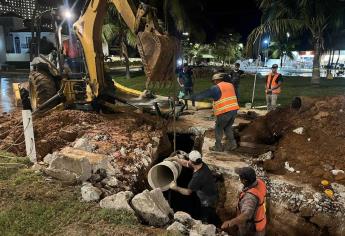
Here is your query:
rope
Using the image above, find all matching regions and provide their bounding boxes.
[172,79,177,153]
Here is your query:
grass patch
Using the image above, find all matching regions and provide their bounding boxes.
[114,73,345,107]
[0,154,161,236]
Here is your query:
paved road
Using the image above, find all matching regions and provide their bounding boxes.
[0,75,27,113]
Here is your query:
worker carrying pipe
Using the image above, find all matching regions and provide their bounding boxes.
[221,166,267,236]
[168,150,220,225]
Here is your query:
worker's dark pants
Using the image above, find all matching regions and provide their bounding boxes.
[200,206,220,226]
[215,110,237,149]
[234,86,240,102]
[183,87,195,108]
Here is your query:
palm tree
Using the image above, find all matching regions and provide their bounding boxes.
[102,5,136,79]
[246,0,345,85]
[268,39,295,67]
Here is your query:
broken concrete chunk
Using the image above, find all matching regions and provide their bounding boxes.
[131,188,173,227]
[191,222,216,236]
[174,211,193,226]
[313,111,329,120]
[167,221,189,235]
[73,138,95,152]
[48,151,92,182]
[284,162,295,172]
[258,151,273,161]
[293,127,304,135]
[100,191,134,213]
[101,176,118,187]
[81,182,102,202]
[43,153,57,165]
[331,169,345,176]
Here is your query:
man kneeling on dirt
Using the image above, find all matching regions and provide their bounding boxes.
[221,167,267,236]
[168,151,220,225]
[189,73,239,151]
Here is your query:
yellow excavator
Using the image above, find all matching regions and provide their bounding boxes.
[21,0,180,116]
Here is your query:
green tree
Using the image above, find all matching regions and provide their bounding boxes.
[268,39,295,67]
[246,0,345,85]
[102,4,136,79]
[212,33,242,65]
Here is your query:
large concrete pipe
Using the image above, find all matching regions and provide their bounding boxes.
[147,160,182,191]
[291,96,318,112]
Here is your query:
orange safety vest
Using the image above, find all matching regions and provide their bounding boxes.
[238,178,267,232]
[213,82,239,116]
[266,73,281,94]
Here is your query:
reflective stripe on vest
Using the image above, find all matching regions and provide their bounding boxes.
[213,82,239,116]
[266,73,281,94]
[238,178,267,232]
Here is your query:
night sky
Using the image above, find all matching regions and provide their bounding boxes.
[202,0,261,42]
[72,0,261,43]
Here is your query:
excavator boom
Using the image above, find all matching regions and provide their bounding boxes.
[73,0,179,98]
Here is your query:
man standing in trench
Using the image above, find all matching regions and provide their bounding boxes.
[265,64,283,111]
[168,150,219,225]
[189,73,239,151]
[221,167,267,236]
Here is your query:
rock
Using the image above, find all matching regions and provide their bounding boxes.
[293,127,304,134]
[284,162,295,172]
[43,153,57,165]
[100,191,134,213]
[101,176,118,187]
[191,222,216,236]
[81,183,102,202]
[167,221,189,235]
[174,211,193,226]
[73,138,95,152]
[47,152,92,182]
[131,189,173,227]
[258,151,273,161]
[331,169,345,176]
[44,168,78,184]
[313,111,329,120]
[58,147,119,176]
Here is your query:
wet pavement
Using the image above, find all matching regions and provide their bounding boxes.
[0,75,27,113]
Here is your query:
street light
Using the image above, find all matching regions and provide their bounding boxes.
[286,32,290,38]
[182,32,189,36]
[62,9,73,20]
[263,38,270,67]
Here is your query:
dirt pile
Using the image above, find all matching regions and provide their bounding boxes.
[240,95,345,186]
[0,109,163,160]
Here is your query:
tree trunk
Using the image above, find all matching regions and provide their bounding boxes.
[326,49,332,77]
[311,37,321,85]
[280,56,283,68]
[121,40,131,79]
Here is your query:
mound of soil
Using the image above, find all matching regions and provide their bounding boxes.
[0,109,163,161]
[240,96,345,186]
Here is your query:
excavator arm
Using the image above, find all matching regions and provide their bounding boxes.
[73,0,179,98]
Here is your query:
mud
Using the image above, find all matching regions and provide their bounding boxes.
[239,95,345,187]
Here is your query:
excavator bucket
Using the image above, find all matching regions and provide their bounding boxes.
[137,31,179,88]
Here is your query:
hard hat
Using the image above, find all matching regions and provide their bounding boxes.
[189,150,202,162]
[212,73,227,81]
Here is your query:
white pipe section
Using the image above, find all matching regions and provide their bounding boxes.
[147,160,182,191]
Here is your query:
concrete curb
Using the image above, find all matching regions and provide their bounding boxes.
[113,81,213,110]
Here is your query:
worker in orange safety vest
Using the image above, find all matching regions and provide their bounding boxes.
[190,73,239,152]
[265,64,283,111]
[221,166,267,236]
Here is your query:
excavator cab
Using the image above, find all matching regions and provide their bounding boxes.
[19,0,181,117]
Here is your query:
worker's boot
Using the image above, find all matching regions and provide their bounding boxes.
[209,143,223,152]
[224,141,238,152]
